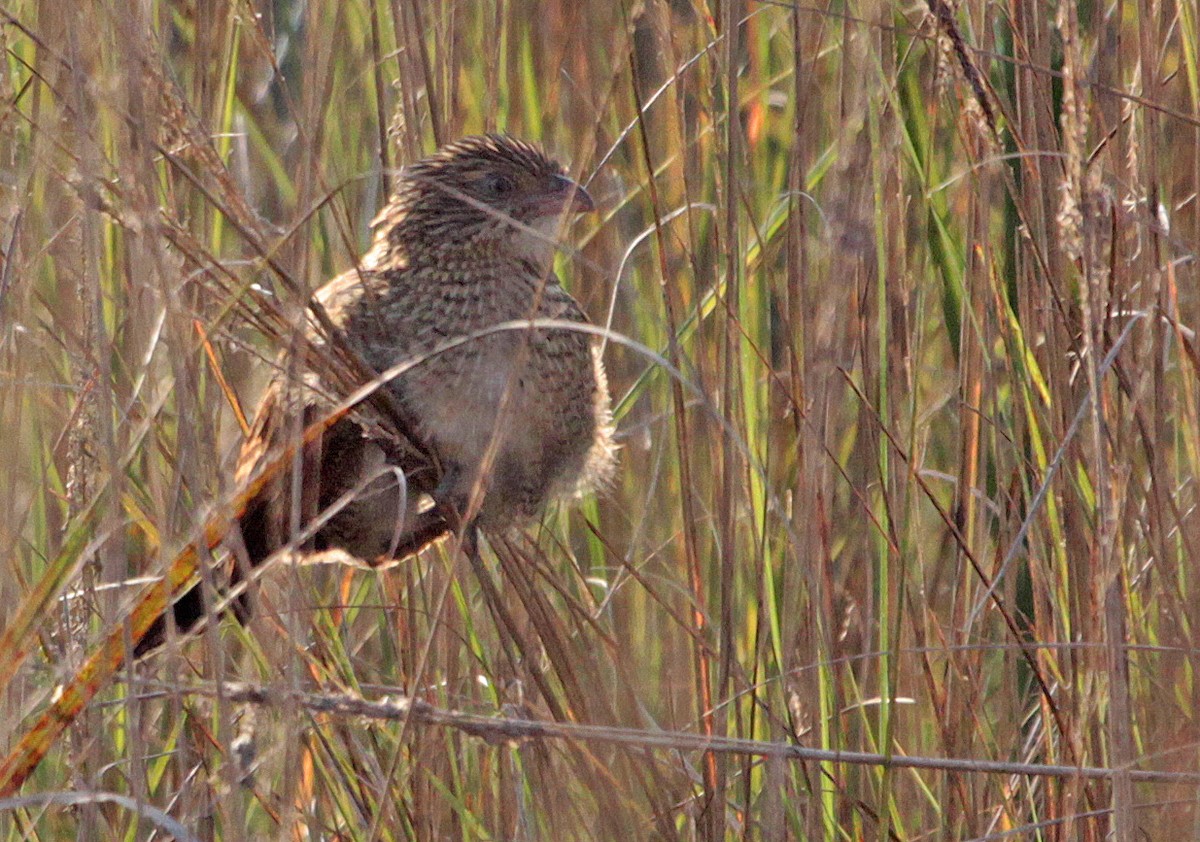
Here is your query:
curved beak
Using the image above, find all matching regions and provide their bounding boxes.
[550,174,595,214]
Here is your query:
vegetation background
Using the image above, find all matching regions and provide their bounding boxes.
[1,0,1199,839]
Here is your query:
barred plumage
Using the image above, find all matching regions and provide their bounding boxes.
[138,135,615,655]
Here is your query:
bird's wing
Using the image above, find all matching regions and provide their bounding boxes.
[540,282,591,325]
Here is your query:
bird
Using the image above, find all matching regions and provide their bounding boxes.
[136,134,616,655]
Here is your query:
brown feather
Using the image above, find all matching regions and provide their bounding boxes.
[137,135,614,655]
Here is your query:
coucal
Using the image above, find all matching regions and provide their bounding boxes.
[137,135,615,655]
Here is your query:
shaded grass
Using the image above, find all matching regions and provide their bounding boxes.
[3,0,1200,839]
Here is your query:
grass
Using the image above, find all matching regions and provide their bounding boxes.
[2,0,1200,839]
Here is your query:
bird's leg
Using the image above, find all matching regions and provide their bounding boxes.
[375,462,466,563]
[461,526,481,569]
[430,463,463,517]
[429,462,478,542]
[430,462,484,562]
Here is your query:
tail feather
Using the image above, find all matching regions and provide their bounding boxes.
[133,503,450,657]
[134,407,444,657]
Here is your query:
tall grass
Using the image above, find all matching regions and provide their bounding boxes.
[2,0,1200,839]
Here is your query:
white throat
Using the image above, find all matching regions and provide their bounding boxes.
[512,214,566,268]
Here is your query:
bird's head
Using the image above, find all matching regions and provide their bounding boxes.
[371,134,594,267]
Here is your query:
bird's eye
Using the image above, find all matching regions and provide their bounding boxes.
[482,173,516,196]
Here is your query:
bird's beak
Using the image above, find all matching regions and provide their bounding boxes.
[550,174,595,214]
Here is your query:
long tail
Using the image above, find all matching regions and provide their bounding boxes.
[134,501,449,657]
[134,407,443,657]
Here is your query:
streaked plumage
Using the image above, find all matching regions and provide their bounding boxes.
[138,134,615,654]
